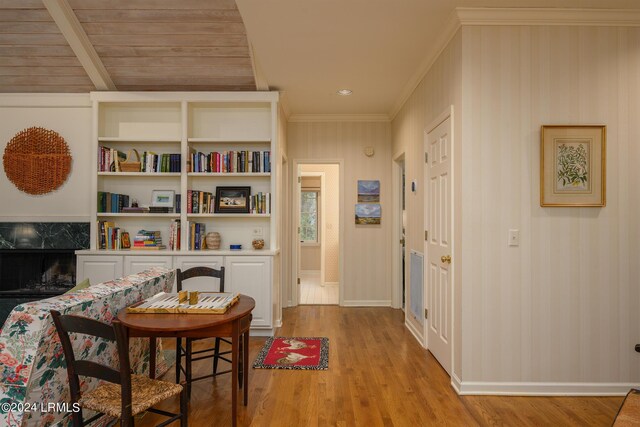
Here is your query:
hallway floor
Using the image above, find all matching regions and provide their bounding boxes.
[299,272,339,304]
[137,306,622,426]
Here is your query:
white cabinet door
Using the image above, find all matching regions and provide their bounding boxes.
[77,255,123,286]
[225,256,272,329]
[123,256,174,276]
[173,256,224,293]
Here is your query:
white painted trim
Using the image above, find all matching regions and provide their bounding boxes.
[392,152,406,310]
[390,10,461,120]
[0,93,91,108]
[390,7,640,120]
[405,319,425,347]
[451,374,463,394]
[342,300,391,307]
[248,41,270,91]
[251,329,275,337]
[323,282,339,286]
[457,7,640,27]
[0,216,91,222]
[90,91,279,103]
[426,105,454,135]
[292,159,344,307]
[43,0,116,91]
[457,381,639,396]
[288,114,390,123]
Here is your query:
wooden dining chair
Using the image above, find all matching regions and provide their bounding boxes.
[175,266,240,398]
[50,310,188,427]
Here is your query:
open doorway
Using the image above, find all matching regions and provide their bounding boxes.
[295,163,340,305]
[393,153,406,310]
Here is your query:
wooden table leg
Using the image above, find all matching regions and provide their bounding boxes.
[231,323,239,427]
[243,330,249,405]
[149,336,156,379]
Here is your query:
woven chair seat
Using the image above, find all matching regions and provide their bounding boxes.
[79,374,183,418]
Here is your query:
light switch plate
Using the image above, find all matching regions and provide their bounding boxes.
[252,227,264,238]
[508,229,520,246]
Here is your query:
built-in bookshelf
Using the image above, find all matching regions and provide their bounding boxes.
[88,93,279,253]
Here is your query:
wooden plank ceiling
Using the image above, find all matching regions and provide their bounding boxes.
[0,0,257,92]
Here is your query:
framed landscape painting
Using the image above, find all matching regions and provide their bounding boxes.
[358,180,380,202]
[540,125,606,207]
[355,203,381,224]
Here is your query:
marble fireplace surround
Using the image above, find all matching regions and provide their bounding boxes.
[0,222,90,295]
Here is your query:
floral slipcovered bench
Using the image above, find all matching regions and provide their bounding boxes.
[0,267,176,427]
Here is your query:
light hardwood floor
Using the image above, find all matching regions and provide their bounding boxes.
[299,273,339,305]
[135,306,623,426]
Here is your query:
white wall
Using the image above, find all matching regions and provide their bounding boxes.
[392,31,463,377]
[0,94,92,221]
[287,120,392,305]
[459,25,640,392]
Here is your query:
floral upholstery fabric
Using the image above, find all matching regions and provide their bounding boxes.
[0,267,176,427]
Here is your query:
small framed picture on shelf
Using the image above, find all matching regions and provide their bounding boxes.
[215,186,250,213]
[151,190,175,207]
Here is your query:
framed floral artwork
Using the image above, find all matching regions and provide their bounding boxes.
[540,125,606,207]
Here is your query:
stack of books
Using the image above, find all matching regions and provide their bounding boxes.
[97,192,130,213]
[141,152,181,173]
[250,192,271,214]
[97,221,126,250]
[149,206,174,213]
[132,230,166,250]
[98,146,126,172]
[187,190,214,213]
[188,222,206,250]
[169,220,180,250]
[188,150,271,173]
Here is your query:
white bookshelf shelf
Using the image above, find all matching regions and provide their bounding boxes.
[188,138,271,143]
[98,137,181,143]
[187,172,270,177]
[186,213,270,218]
[97,213,180,218]
[98,172,181,177]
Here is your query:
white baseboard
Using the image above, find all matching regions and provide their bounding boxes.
[251,329,275,337]
[451,373,463,393]
[405,320,424,346]
[342,300,392,307]
[456,381,638,396]
[323,282,339,286]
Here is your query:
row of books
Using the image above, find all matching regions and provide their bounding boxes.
[98,147,125,172]
[97,221,130,250]
[98,147,181,173]
[188,222,206,250]
[187,190,214,214]
[250,192,271,214]
[188,150,271,173]
[141,152,181,173]
[133,230,165,250]
[98,192,130,213]
[168,220,180,250]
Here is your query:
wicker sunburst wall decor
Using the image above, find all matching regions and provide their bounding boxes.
[3,127,72,195]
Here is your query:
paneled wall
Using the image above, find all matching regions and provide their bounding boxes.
[0,94,92,220]
[392,31,463,376]
[287,120,392,305]
[460,25,640,389]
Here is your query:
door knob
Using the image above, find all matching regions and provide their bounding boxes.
[441,255,452,264]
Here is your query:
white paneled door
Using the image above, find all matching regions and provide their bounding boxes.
[425,113,452,375]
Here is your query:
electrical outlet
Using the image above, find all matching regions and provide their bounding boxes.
[252,227,263,238]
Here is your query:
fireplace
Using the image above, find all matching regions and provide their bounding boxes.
[0,222,90,325]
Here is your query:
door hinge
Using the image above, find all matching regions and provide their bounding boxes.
[425,308,428,319]
[297,277,301,285]
[425,152,428,163]
[298,176,301,183]
[425,230,428,241]
[297,226,300,234]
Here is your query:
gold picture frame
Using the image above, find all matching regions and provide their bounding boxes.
[540,125,606,207]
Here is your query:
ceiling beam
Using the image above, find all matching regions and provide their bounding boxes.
[248,41,269,91]
[42,0,116,91]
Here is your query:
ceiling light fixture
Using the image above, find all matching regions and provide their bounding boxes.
[337,89,352,96]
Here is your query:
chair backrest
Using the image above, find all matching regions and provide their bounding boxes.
[176,266,225,292]
[50,310,133,422]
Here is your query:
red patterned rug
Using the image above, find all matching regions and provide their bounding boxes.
[253,337,329,370]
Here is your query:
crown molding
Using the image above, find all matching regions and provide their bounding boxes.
[389,9,461,120]
[456,7,640,27]
[288,114,390,123]
[390,7,640,120]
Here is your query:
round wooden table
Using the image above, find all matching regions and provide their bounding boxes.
[117,295,255,427]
